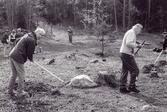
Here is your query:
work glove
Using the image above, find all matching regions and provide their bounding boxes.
[136,44,142,48]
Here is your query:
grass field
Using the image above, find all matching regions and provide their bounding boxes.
[0,28,167,112]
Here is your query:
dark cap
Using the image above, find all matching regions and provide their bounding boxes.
[162,32,167,37]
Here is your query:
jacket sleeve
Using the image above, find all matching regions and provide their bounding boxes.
[26,39,36,62]
[126,32,137,48]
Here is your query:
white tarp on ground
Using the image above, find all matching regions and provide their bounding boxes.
[67,75,98,88]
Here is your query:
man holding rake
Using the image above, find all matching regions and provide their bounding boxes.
[8,27,45,98]
[162,31,167,53]
[120,24,143,93]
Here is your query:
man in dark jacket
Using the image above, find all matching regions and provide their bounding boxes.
[67,26,73,43]
[1,30,9,57]
[8,27,45,97]
[162,32,167,51]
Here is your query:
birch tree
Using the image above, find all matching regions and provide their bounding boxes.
[147,0,151,29]
[114,0,118,31]
[122,0,126,30]
[128,0,132,27]
[5,0,17,29]
[5,0,35,30]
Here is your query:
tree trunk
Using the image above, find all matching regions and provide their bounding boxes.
[128,0,132,28]
[6,0,16,30]
[93,0,96,28]
[159,6,163,32]
[73,3,76,26]
[123,0,126,31]
[50,23,53,37]
[86,0,88,29]
[148,0,151,30]
[81,20,87,29]
[25,0,34,30]
[101,35,104,56]
[114,0,118,31]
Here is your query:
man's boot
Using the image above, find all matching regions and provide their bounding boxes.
[128,86,140,93]
[119,88,130,94]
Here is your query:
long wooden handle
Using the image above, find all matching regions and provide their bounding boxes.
[34,61,64,83]
[134,41,145,55]
[154,50,163,65]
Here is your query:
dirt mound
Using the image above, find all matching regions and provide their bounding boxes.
[142,64,165,74]
[156,60,167,67]
[149,71,160,78]
[14,81,62,97]
[25,82,52,93]
[94,71,119,88]
[142,64,154,74]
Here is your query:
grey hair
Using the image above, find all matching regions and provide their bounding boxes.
[132,23,143,29]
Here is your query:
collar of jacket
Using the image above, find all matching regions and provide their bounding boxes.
[28,33,37,45]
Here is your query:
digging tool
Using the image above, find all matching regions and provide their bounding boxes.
[149,50,163,78]
[134,41,145,55]
[154,50,163,65]
[34,61,64,83]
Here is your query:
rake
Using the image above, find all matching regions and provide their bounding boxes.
[154,50,163,65]
[34,61,65,83]
[149,50,163,78]
[134,41,145,55]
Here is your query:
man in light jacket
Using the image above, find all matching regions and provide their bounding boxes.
[120,23,143,93]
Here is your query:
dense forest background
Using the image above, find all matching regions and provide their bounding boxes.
[0,0,167,33]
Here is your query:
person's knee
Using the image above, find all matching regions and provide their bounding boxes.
[131,68,139,76]
[17,70,25,80]
[18,73,25,79]
[10,74,17,80]
[134,68,139,76]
